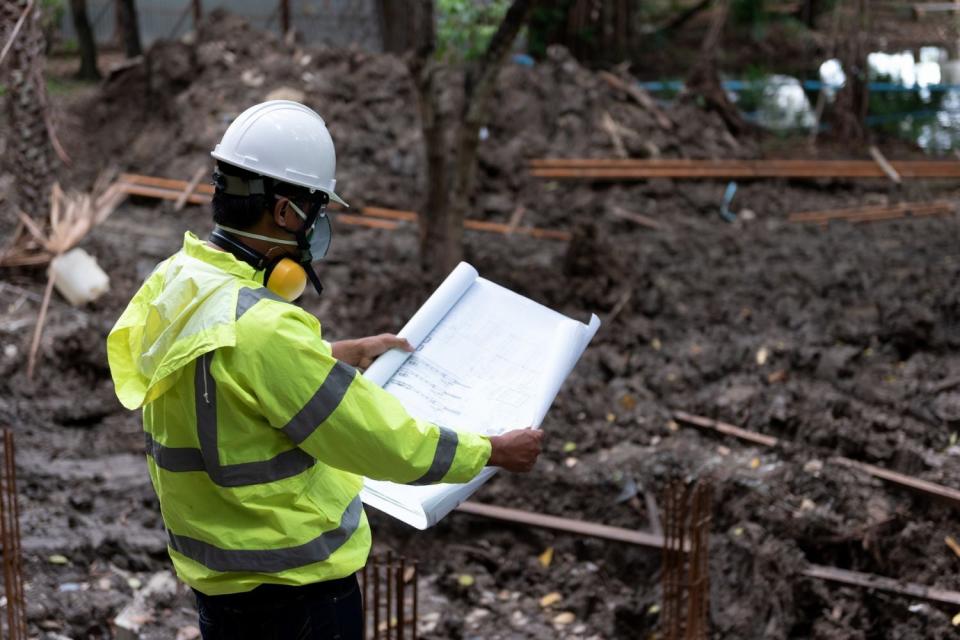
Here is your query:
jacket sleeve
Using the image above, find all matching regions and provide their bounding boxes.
[232,302,491,484]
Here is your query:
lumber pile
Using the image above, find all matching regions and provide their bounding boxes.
[530,159,960,180]
[116,174,572,241]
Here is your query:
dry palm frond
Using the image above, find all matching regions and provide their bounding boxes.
[3,174,126,380]
[1,173,125,267]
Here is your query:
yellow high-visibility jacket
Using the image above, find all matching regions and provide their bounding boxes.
[107,232,492,595]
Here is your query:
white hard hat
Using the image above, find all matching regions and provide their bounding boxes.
[211,100,348,206]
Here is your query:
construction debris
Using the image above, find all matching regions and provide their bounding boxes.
[112,571,178,640]
[50,248,110,306]
[672,411,960,510]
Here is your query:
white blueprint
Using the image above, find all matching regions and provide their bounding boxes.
[361,263,600,529]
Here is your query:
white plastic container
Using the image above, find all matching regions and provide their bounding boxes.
[51,248,110,306]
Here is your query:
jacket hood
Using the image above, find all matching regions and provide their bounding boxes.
[107,232,257,409]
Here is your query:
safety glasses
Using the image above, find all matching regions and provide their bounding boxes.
[283,197,332,261]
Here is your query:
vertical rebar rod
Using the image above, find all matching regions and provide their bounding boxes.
[412,560,419,640]
[8,432,22,640]
[386,550,394,640]
[0,430,13,640]
[361,564,368,640]
[396,556,405,640]
[373,556,381,640]
[685,484,701,640]
[662,485,670,639]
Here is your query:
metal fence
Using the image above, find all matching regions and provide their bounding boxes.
[59,0,381,51]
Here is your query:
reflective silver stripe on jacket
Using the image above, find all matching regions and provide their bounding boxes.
[407,426,458,485]
[144,432,205,472]
[144,350,316,487]
[281,361,356,444]
[167,495,364,573]
[193,351,316,487]
[236,287,285,320]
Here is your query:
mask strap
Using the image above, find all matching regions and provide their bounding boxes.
[216,224,299,246]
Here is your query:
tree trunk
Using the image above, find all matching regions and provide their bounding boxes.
[377,0,414,53]
[115,0,142,58]
[192,0,203,28]
[70,0,100,80]
[409,0,450,277]
[682,0,748,135]
[831,0,869,142]
[445,0,536,272]
[2,0,54,221]
[279,0,291,37]
[410,0,537,280]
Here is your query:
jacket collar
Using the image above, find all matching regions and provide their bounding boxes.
[182,231,259,282]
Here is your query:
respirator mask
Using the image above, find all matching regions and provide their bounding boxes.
[210,171,332,301]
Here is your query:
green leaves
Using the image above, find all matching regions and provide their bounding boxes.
[436,0,513,62]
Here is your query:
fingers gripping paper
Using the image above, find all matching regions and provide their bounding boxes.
[361,263,600,529]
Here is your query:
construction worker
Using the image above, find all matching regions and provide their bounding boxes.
[106,100,544,639]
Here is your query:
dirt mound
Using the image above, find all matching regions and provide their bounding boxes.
[65,9,752,220]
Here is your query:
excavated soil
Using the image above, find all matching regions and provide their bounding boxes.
[2,12,960,640]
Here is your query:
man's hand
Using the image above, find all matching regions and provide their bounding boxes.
[488,428,544,473]
[331,334,414,370]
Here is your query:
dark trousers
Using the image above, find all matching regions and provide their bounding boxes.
[194,574,363,640]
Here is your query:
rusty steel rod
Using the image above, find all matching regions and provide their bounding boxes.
[361,564,368,640]
[11,433,25,640]
[0,432,12,640]
[396,556,405,640]
[372,557,380,640]
[0,431,25,640]
[412,561,418,640]
[386,550,393,640]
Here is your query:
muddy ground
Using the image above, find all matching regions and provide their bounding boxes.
[2,13,960,640]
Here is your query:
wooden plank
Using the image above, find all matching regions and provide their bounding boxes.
[361,206,418,222]
[118,182,211,205]
[120,173,214,195]
[456,501,670,548]
[528,159,960,180]
[174,167,208,211]
[610,205,665,230]
[869,146,902,184]
[334,213,399,230]
[789,201,952,223]
[831,456,960,510]
[802,564,960,606]
[672,411,780,447]
[361,206,572,241]
[505,206,527,235]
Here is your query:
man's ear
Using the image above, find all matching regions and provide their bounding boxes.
[272,198,289,228]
